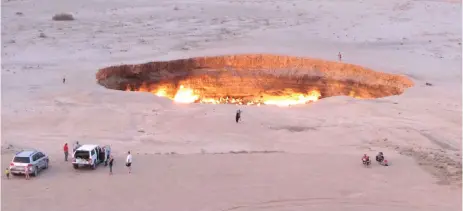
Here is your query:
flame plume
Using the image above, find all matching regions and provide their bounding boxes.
[126,83,322,107]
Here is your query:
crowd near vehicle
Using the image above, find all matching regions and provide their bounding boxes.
[9,150,49,177]
[72,144,111,169]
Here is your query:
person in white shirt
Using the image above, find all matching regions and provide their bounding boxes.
[126,151,132,174]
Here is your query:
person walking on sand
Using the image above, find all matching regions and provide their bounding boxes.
[126,151,132,174]
[109,155,114,175]
[24,165,30,180]
[5,168,10,179]
[235,109,242,123]
[338,52,342,62]
[63,143,69,161]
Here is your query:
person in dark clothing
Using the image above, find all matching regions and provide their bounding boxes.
[108,155,114,175]
[235,109,241,123]
[376,152,384,163]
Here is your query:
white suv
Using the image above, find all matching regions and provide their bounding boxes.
[72,144,110,169]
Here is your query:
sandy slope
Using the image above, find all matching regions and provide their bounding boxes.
[1,0,462,210]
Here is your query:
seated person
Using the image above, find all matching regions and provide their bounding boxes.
[376,152,384,162]
[362,154,370,162]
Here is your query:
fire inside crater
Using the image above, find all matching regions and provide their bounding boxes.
[96,54,414,106]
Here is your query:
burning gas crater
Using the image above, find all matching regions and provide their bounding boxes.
[124,84,322,106]
[96,54,414,107]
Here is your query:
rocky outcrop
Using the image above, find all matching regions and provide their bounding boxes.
[96,54,414,100]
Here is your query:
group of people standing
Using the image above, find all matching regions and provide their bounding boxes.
[108,151,132,175]
[63,141,82,162]
[106,152,131,175]
[62,142,132,175]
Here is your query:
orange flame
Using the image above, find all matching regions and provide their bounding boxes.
[263,90,321,107]
[173,85,199,103]
[125,84,322,106]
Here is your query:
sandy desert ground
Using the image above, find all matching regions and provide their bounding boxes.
[1,0,462,210]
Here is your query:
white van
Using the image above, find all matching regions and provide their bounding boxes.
[72,144,110,169]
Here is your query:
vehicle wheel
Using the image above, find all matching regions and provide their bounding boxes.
[73,164,79,169]
[33,167,39,177]
[44,160,49,169]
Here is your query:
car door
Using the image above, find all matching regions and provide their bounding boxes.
[96,147,102,162]
[35,153,42,168]
[90,149,96,163]
[31,154,39,168]
[36,152,45,168]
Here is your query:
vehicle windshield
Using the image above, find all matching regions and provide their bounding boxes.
[74,150,90,159]
[13,156,30,163]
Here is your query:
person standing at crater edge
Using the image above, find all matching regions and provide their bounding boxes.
[235,109,242,123]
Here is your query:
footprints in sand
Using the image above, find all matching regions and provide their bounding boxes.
[222,196,422,210]
[368,136,462,187]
